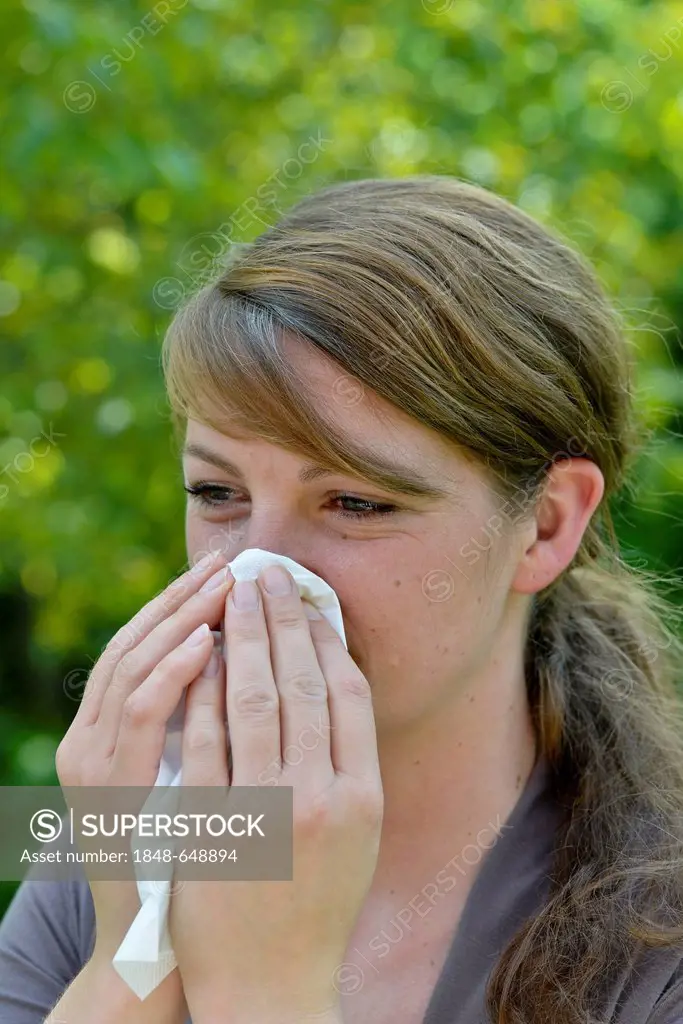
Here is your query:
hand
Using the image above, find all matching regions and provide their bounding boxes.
[55,548,233,1015]
[169,563,384,1024]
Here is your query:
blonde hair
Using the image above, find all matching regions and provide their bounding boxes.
[162,175,683,1022]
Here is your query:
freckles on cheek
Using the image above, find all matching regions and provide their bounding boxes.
[349,575,414,641]
[332,571,400,657]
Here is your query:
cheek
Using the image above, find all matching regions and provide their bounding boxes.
[329,559,458,672]
[334,530,507,693]
[185,510,240,562]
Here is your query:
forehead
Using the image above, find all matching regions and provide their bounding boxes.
[184,331,465,487]
[277,333,460,474]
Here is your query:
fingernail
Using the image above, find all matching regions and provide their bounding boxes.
[183,622,211,647]
[261,564,292,595]
[304,602,322,619]
[202,649,222,676]
[232,579,260,610]
[199,566,232,592]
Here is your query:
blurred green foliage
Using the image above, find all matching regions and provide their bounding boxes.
[1,0,682,912]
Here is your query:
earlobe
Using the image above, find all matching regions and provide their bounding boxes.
[511,458,605,596]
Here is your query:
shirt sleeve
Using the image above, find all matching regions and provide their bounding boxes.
[643,958,683,1024]
[0,873,95,1022]
[648,976,683,1023]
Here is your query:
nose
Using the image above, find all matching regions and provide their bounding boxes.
[230,517,353,656]
[236,511,320,578]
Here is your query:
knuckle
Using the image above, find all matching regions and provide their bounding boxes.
[284,671,327,702]
[312,631,342,647]
[159,588,182,614]
[185,724,224,755]
[296,792,333,832]
[229,619,265,644]
[167,575,191,601]
[233,684,279,719]
[113,651,139,688]
[294,786,382,835]
[272,607,306,632]
[103,629,133,662]
[95,645,118,675]
[338,673,372,702]
[120,693,153,729]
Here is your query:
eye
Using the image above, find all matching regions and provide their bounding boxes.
[184,483,398,520]
[331,494,398,520]
[183,483,241,509]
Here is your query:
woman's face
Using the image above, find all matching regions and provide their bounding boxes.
[182,335,533,733]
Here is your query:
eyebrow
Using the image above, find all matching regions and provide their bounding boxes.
[181,441,452,501]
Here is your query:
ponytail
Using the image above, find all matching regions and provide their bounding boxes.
[488,558,683,1022]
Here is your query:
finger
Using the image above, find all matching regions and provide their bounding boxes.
[224,579,281,787]
[255,566,334,787]
[77,549,229,726]
[95,575,234,755]
[108,622,215,786]
[181,648,229,787]
[305,610,380,784]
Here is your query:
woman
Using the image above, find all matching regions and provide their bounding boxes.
[1,174,682,1024]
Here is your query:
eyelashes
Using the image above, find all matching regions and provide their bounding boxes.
[333,496,398,520]
[183,483,398,521]
[183,484,238,508]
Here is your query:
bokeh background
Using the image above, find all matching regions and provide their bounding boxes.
[2,0,682,915]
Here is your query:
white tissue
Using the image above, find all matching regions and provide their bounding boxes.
[112,548,347,999]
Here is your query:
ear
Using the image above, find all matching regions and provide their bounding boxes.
[511,457,605,596]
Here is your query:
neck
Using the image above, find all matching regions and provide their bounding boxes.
[371,659,538,900]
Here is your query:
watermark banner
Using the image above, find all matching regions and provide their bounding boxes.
[0,785,292,882]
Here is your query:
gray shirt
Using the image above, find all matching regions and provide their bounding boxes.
[1,754,683,1023]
